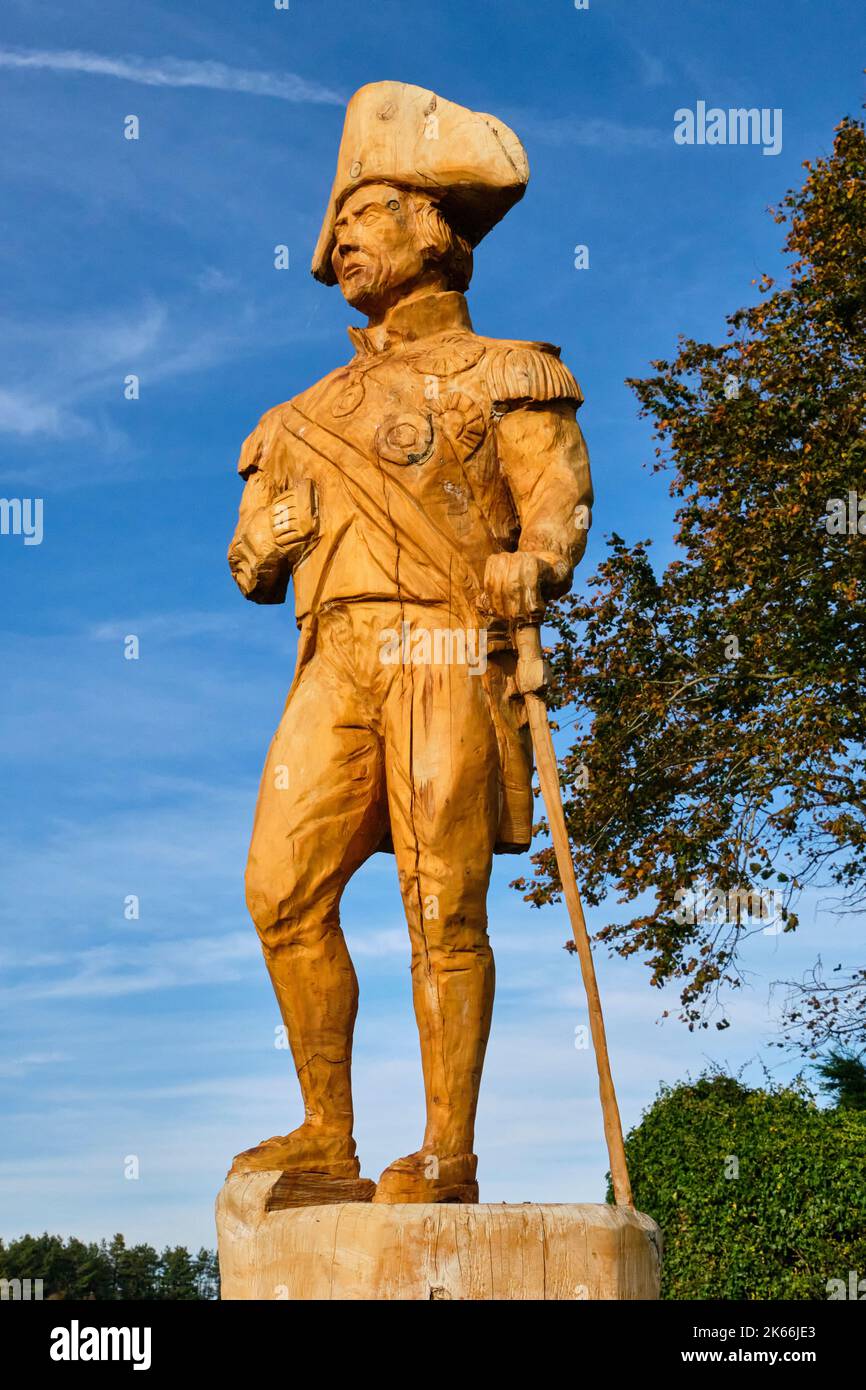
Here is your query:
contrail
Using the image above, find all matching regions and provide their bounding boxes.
[0,47,344,104]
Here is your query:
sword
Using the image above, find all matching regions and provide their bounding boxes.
[515,621,633,1208]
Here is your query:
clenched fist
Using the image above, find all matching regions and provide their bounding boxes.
[270,479,318,554]
[482,551,563,620]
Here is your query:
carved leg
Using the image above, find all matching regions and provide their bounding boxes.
[231,642,386,1191]
[377,635,499,1202]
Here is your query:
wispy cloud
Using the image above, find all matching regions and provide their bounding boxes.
[0,300,167,442]
[0,47,344,105]
[88,612,244,643]
[0,1051,69,1080]
[635,48,668,89]
[0,295,324,452]
[510,110,666,151]
[195,267,238,295]
[0,387,84,439]
[2,933,258,1002]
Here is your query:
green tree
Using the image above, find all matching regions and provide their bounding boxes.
[192,1247,220,1301]
[816,1048,866,1109]
[0,1232,113,1299]
[613,1071,866,1299]
[157,1244,200,1301]
[107,1233,161,1300]
[0,1233,219,1299]
[518,111,866,1034]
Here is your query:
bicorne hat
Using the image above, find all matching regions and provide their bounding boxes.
[311,80,529,285]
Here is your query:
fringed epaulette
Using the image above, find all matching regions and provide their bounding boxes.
[237,403,288,482]
[237,425,262,478]
[486,342,584,409]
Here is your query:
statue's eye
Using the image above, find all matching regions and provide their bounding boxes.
[387,199,400,211]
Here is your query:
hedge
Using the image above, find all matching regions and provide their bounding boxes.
[610,1072,866,1299]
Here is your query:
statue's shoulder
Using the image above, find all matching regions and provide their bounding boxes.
[290,362,349,412]
[237,366,347,477]
[237,400,288,478]
[475,334,584,409]
[398,328,583,409]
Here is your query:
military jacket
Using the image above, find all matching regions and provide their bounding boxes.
[228,290,593,852]
[229,291,592,623]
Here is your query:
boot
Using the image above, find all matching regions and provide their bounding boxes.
[230,929,375,1201]
[230,1117,358,1177]
[374,927,493,1204]
[373,1150,478,1203]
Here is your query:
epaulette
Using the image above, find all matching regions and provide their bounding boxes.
[237,426,262,479]
[485,342,584,409]
[237,404,286,479]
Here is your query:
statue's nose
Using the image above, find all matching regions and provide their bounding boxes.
[337,234,360,258]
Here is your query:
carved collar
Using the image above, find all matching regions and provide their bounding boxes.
[347,291,474,358]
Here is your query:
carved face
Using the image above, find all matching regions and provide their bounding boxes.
[331,182,431,315]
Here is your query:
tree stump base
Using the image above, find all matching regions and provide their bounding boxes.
[216,1171,662,1300]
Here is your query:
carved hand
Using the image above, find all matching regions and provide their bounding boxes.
[270,480,318,555]
[482,551,564,621]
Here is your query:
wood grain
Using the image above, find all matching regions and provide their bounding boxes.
[217,1176,662,1301]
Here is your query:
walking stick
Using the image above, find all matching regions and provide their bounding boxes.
[515,621,633,1207]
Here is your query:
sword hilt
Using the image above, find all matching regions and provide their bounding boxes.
[514,621,552,695]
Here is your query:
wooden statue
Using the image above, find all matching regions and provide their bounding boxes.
[226,81,609,1207]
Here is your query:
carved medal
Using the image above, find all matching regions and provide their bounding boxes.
[331,377,366,417]
[428,391,484,459]
[374,410,435,466]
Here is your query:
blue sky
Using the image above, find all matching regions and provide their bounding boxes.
[0,0,863,1251]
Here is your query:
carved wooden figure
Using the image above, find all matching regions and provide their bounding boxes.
[227,82,596,1208]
